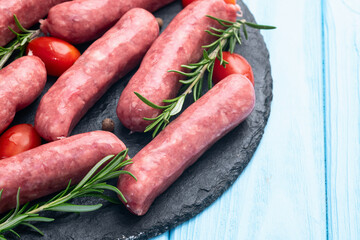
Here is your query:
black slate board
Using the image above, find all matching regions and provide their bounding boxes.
[4,0,273,239]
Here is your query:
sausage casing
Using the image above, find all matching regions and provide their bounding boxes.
[40,0,175,44]
[0,0,69,46]
[35,8,159,141]
[118,74,255,215]
[0,56,46,134]
[0,131,127,213]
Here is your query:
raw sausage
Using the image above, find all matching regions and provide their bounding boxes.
[0,0,70,46]
[117,74,255,215]
[117,0,240,132]
[40,0,175,44]
[35,8,159,141]
[0,56,46,134]
[0,131,126,213]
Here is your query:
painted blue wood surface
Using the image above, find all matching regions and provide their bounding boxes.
[151,0,360,239]
[323,0,360,239]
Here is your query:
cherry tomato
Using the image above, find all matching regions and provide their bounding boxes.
[0,124,42,159]
[212,52,254,85]
[26,37,81,77]
[182,0,236,8]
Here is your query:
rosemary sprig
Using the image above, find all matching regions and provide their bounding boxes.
[0,150,135,239]
[0,15,41,69]
[137,15,275,137]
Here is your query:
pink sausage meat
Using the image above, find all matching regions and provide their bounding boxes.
[117,74,256,215]
[117,0,240,132]
[0,56,46,134]
[40,0,175,44]
[0,0,70,46]
[0,131,127,213]
[35,8,159,142]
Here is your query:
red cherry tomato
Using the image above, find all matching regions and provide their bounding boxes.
[212,52,254,86]
[0,124,42,159]
[182,0,235,8]
[26,37,81,77]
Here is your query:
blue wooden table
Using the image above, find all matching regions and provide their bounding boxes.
[150,0,360,239]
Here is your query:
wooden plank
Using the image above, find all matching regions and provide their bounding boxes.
[169,0,327,239]
[323,0,360,239]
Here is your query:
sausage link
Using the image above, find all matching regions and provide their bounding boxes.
[0,131,127,213]
[35,8,159,141]
[40,0,175,44]
[0,56,46,134]
[116,0,240,132]
[117,74,255,215]
[0,0,69,46]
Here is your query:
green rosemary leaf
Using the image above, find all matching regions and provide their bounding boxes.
[134,92,168,109]
[117,190,127,204]
[9,229,20,238]
[202,39,220,49]
[17,202,30,215]
[188,61,209,67]
[242,24,248,40]
[47,181,72,204]
[203,49,210,60]
[180,64,198,70]
[229,35,236,53]
[90,152,129,185]
[144,115,165,133]
[205,15,233,27]
[91,184,124,200]
[152,122,164,138]
[26,204,39,213]
[170,95,185,116]
[100,170,136,182]
[73,155,114,192]
[0,215,29,232]
[163,96,183,103]
[168,69,200,77]
[20,223,44,236]
[24,217,54,223]
[206,15,235,25]
[47,203,103,213]
[0,210,14,224]
[208,62,214,89]
[7,27,19,37]
[219,44,224,65]
[205,30,223,38]
[9,189,21,221]
[244,22,276,29]
[180,76,197,85]
[13,15,31,33]
[143,115,162,121]
[209,27,225,33]
[81,193,122,205]
[234,29,242,45]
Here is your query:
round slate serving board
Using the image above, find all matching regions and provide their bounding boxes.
[4,0,273,239]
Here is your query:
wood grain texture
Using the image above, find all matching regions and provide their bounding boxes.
[323,0,360,239]
[168,0,327,239]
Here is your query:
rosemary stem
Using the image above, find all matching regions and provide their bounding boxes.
[183,29,234,96]
[0,29,41,69]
